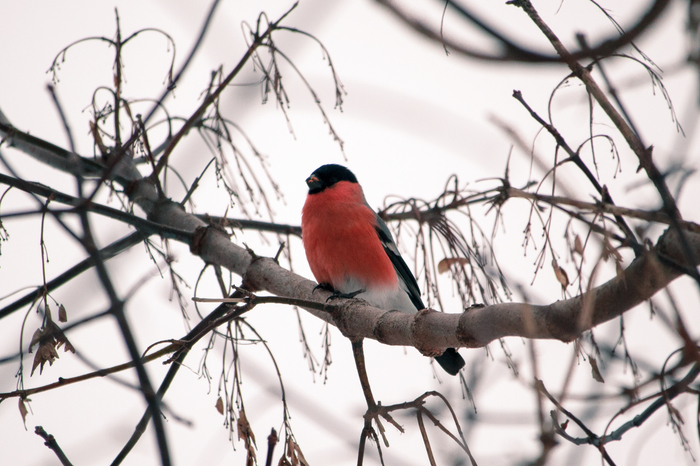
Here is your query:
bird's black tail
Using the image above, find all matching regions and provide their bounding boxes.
[435,348,465,376]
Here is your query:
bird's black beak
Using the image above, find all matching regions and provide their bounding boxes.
[306,174,323,194]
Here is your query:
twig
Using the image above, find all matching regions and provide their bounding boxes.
[35,426,73,466]
[0,173,193,242]
[382,391,476,464]
[540,364,700,457]
[46,85,76,154]
[113,10,123,148]
[196,214,302,237]
[511,0,700,291]
[352,340,378,410]
[149,3,299,180]
[375,0,670,63]
[352,339,389,464]
[0,338,179,400]
[0,232,142,321]
[511,89,639,252]
[507,187,700,231]
[142,0,222,126]
[181,158,215,206]
[0,121,127,183]
[110,298,237,465]
[416,408,437,466]
[111,290,313,464]
[265,428,278,466]
[537,380,617,465]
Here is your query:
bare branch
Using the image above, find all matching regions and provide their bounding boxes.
[35,426,73,466]
[4,124,699,352]
[376,0,670,63]
[506,188,700,232]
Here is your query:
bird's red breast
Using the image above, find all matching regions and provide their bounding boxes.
[302,181,398,292]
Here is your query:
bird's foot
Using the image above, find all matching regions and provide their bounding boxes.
[313,282,335,294]
[465,303,486,311]
[313,283,365,302]
[326,288,365,302]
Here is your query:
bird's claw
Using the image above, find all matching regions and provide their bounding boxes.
[326,288,365,302]
[313,282,335,294]
[465,303,486,311]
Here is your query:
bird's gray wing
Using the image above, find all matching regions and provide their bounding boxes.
[374,213,425,310]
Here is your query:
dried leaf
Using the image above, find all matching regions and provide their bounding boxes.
[615,260,625,283]
[90,121,107,156]
[32,341,59,375]
[283,436,308,466]
[437,257,470,274]
[292,443,309,466]
[19,398,28,430]
[622,385,640,402]
[29,328,44,351]
[29,321,75,375]
[123,100,134,121]
[58,304,67,323]
[237,408,257,466]
[552,259,569,289]
[667,403,684,425]
[590,357,605,383]
[602,238,622,263]
[573,235,584,256]
[49,321,75,354]
[215,397,224,415]
[237,408,256,445]
[286,436,293,461]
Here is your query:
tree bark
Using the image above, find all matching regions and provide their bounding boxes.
[1,122,698,353]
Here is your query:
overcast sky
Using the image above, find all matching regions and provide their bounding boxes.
[1,1,698,465]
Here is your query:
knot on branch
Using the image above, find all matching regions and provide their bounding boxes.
[374,310,405,344]
[189,222,231,255]
[241,254,273,292]
[190,226,209,255]
[412,309,447,357]
[330,299,365,342]
[455,303,491,348]
[125,176,159,205]
[456,310,482,348]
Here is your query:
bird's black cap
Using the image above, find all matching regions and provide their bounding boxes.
[306,164,358,194]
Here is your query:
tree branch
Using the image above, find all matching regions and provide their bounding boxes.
[0,231,144,320]
[506,188,700,232]
[3,124,700,352]
[376,0,670,63]
[0,121,137,184]
[0,173,192,242]
[35,426,73,466]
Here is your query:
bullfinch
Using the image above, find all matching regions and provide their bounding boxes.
[301,164,465,376]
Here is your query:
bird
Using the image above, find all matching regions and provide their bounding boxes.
[301,164,465,375]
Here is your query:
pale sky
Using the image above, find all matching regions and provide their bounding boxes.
[0,1,698,465]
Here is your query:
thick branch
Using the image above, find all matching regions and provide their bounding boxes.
[4,121,699,352]
[218,221,700,350]
[0,173,192,242]
[0,121,138,184]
